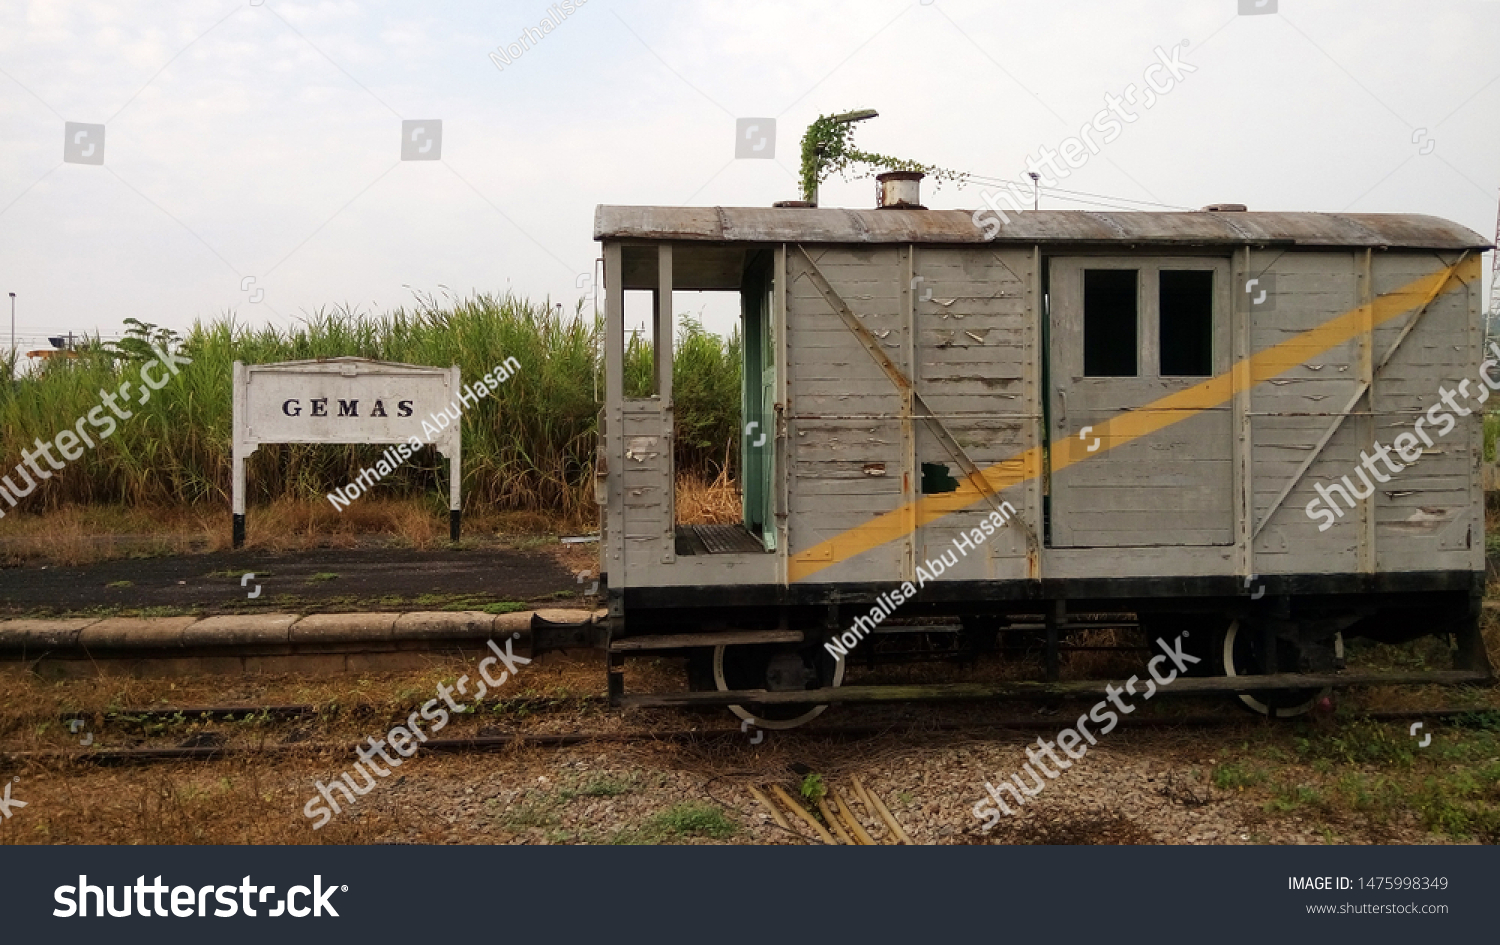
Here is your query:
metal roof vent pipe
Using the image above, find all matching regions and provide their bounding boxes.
[876,171,925,209]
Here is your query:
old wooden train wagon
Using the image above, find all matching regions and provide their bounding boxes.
[585,184,1494,724]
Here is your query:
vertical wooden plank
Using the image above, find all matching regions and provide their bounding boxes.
[603,241,626,584]
[658,244,676,564]
[900,243,916,583]
[1358,248,1375,574]
[1234,246,1253,583]
[774,243,790,583]
[1026,246,1043,580]
[657,244,674,404]
[1466,255,1484,573]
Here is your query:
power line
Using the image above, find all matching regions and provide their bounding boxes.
[1039,185,1192,211]
[1035,191,1189,213]
[964,175,1193,211]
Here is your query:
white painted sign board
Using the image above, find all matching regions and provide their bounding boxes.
[231,358,461,545]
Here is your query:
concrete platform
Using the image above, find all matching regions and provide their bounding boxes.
[79,616,199,648]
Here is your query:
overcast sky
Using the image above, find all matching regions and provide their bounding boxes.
[1,0,1496,347]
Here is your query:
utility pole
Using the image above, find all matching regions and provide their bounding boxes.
[1490,198,1500,343]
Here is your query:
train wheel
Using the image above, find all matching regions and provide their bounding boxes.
[712,642,845,730]
[1222,619,1341,718]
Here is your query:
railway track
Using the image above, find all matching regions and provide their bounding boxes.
[6,706,1492,767]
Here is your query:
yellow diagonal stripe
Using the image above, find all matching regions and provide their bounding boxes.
[788,255,1478,582]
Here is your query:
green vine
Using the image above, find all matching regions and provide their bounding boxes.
[798,110,967,204]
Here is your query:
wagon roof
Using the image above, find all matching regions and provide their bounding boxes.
[594,206,1491,251]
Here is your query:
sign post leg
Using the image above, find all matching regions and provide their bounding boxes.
[448,432,461,542]
[448,364,462,542]
[232,451,246,549]
[232,360,247,549]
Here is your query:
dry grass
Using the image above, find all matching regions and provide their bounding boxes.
[0,469,740,567]
[0,651,694,845]
[0,504,224,566]
[675,467,740,526]
[0,498,594,567]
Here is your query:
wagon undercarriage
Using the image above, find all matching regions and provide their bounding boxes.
[525,571,1493,723]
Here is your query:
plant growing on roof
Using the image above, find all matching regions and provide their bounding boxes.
[798,109,967,205]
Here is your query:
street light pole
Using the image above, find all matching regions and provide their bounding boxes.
[810,109,879,207]
[1028,172,1040,211]
[7,293,13,356]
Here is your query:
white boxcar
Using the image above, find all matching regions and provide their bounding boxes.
[586,195,1493,722]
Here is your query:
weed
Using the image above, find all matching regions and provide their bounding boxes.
[307,573,339,583]
[612,803,737,844]
[573,776,633,798]
[1295,720,1414,768]
[482,602,529,615]
[799,772,826,802]
[1452,709,1500,732]
[1211,762,1266,791]
[1266,783,1323,813]
[132,606,194,618]
[501,795,561,830]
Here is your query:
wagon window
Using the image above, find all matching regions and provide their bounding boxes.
[1159,269,1213,376]
[1082,269,1137,377]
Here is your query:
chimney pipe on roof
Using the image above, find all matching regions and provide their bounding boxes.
[876,171,925,209]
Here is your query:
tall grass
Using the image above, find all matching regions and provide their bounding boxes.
[0,294,741,525]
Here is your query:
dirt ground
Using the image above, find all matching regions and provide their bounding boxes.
[1,649,1496,847]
